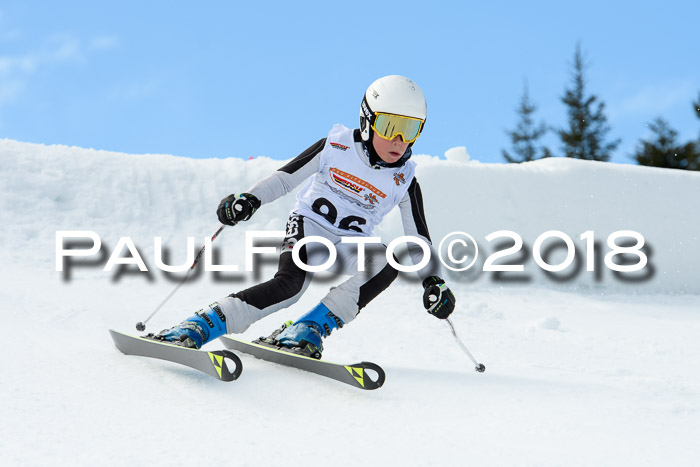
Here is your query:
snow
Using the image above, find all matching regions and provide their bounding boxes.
[1,138,699,466]
[444,146,471,162]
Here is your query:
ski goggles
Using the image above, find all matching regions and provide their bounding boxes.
[371,112,425,143]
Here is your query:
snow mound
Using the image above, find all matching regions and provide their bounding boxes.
[2,138,697,293]
[2,139,699,466]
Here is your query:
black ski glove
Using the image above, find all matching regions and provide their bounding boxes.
[422,276,456,319]
[216,193,261,226]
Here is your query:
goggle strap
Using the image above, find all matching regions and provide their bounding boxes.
[361,96,374,125]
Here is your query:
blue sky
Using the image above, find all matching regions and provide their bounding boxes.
[1,1,698,164]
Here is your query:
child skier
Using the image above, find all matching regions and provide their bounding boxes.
[153,75,456,358]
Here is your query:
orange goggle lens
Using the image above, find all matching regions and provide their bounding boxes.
[371,113,424,143]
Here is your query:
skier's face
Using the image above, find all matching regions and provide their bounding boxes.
[372,133,409,164]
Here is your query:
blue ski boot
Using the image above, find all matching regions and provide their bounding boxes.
[152,303,227,349]
[262,303,344,359]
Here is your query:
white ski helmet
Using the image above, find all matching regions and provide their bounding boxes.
[359,75,427,142]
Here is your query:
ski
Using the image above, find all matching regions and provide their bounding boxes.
[219,335,385,390]
[109,329,242,382]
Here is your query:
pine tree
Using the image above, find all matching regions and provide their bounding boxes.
[694,92,700,142]
[502,81,552,163]
[633,117,700,171]
[558,44,620,161]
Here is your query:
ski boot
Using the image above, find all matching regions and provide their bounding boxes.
[148,303,227,349]
[256,303,344,359]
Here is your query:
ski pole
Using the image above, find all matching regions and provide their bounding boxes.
[445,317,486,373]
[135,224,227,331]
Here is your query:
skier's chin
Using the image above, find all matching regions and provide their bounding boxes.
[380,152,402,164]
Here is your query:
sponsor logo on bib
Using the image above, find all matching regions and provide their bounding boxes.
[329,167,387,200]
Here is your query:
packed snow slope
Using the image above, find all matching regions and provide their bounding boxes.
[1,138,699,466]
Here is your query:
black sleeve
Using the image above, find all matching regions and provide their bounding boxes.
[278,138,326,174]
[399,177,441,279]
[246,138,325,204]
[400,177,432,242]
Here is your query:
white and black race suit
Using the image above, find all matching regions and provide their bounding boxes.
[214,124,439,334]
